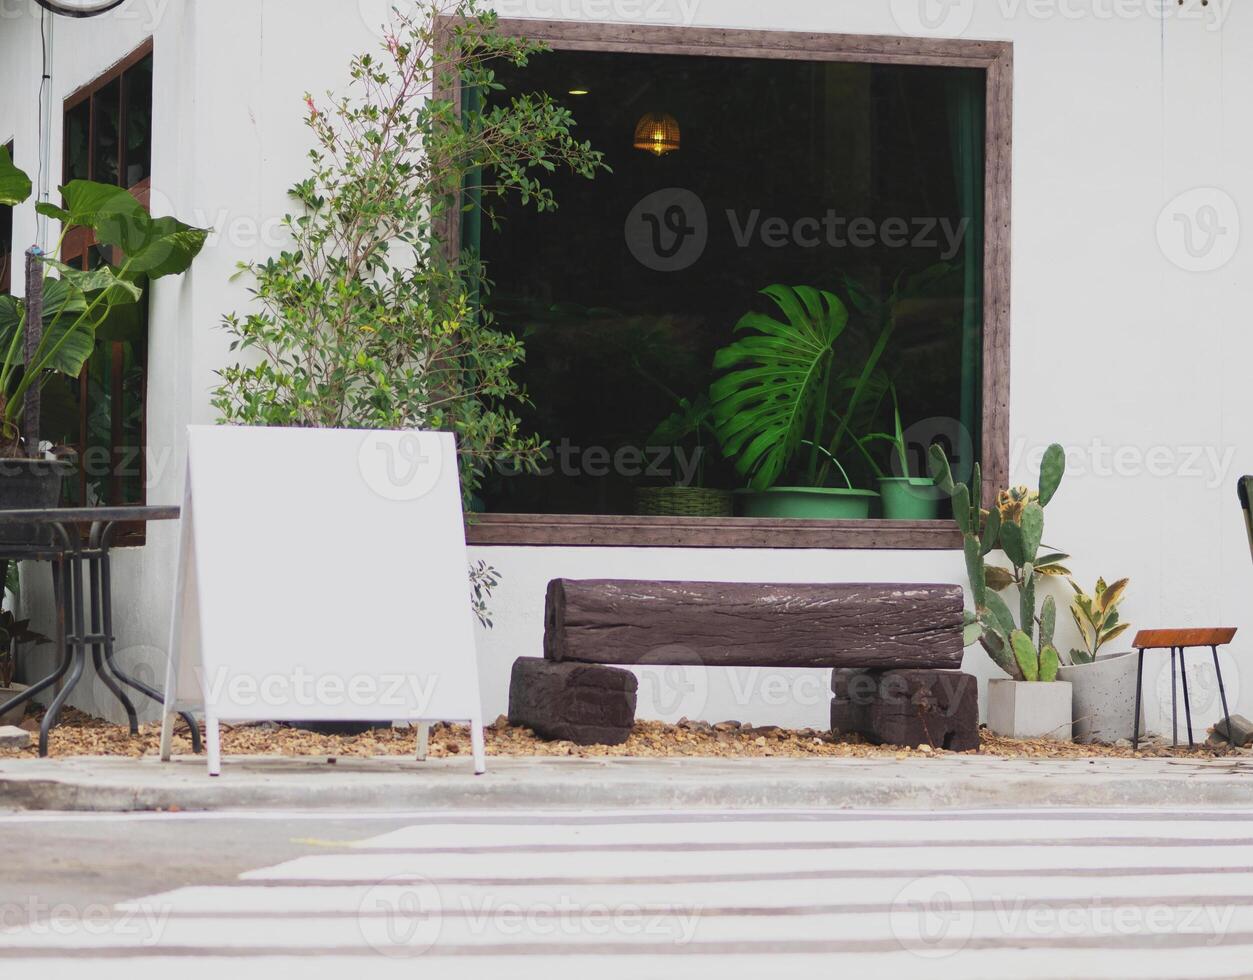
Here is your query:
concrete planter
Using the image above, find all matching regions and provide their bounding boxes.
[1057,651,1144,744]
[987,679,1073,740]
[0,683,28,727]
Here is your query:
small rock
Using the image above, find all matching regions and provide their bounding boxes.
[713,721,741,733]
[492,714,509,730]
[918,744,934,754]
[1211,715,1253,748]
[1114,739,1133,749]
[445,742,461,754]
[0,726,30,750]
[754,736,767,747]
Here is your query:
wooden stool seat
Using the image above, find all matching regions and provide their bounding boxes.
[1131,628,1238,750]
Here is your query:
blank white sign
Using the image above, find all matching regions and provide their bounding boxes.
[161,426,484,773]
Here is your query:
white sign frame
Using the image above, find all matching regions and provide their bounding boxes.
[160,426,485,776]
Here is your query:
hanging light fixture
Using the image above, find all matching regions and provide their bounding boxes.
[633,112,680,157]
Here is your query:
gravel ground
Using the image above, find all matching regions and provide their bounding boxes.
[1,706,1245,761]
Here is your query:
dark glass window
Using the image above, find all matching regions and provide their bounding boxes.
[478,51,985,520]
[51,45,154,513]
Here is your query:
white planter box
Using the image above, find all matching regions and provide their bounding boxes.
[1057,651,1144,744]
[0,683,27,727]
[987,679,1073,740]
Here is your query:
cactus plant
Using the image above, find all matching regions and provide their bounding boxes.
[929,443,1068,682]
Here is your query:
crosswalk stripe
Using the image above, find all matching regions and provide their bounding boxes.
[7,807,1253,979]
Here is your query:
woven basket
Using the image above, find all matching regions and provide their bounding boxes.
[635,486,734,517]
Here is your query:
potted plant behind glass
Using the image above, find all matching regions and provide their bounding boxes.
[709,284,882,519]
[1057,577,1141,743]
[0,147,207,541]
[931,442,1075,740]
[854,384,940,520]
[636,394,733,517]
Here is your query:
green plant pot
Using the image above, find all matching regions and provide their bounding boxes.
[877,477,940,521]
[738,487,878,520]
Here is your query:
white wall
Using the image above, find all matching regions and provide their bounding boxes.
[3,0,1250,738]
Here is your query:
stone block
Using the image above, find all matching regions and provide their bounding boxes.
[831,669,979,751]
[508,658,637,746]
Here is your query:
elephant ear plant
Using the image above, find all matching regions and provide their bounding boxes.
[929,442,1069,682]
[0,145,207,458]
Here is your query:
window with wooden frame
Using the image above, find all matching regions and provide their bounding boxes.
[0,140,13,296]
[459,24,1010,550]
[45,41,153,514]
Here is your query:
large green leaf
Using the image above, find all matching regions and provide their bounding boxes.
[711,285,848,490]
[35,278,95,377]
[0,280,95,384]
[122,216,210,279]
[0,145,31,208]
[37,181,142,238]
[38,181,209,279]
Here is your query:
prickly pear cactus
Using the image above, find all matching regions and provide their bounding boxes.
[929,443,1067,682]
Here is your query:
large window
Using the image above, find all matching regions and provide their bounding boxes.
[466,25,1010,549]
[47,42,153,511]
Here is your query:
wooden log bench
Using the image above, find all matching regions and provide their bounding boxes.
[508,579,976,748]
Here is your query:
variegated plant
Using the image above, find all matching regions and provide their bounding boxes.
[930,442,1068,682]
[1067,577,1130,665]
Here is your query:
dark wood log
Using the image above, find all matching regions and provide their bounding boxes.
[545,580,964,670]
[831,669,979,752]
[508,658,637,746]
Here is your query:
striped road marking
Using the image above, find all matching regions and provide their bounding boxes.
[5,808,1253,978]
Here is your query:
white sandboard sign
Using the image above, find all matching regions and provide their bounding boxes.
[160,426,485,775]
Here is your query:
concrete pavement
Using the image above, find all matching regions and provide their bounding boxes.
[5,753,1253,812]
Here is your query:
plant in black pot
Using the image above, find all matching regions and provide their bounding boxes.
[636,394,734,517]
[0,561,50,726]
[0,147,207,539]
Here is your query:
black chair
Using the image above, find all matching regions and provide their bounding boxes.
[1240,476,1253,564]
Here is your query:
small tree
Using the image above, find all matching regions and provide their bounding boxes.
[211,1,607,505]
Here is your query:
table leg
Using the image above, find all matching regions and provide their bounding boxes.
[88,542,138,733]
[1179,646,1195,748]
[39,559,82,756]
[93,536,202,754]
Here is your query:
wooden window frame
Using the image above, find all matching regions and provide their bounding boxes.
[446,21,1012,550]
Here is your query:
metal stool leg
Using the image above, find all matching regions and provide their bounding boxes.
[1170,647,1179,747]
[1179,646,1195,748]
[1212,645,1234,748]
[1132,649,1145,751]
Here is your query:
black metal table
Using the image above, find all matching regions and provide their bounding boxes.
[0,506,201,756]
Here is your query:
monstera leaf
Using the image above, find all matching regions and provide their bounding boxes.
[710,285,848,491]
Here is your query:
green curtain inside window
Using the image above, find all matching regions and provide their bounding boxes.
[946,73,985,458]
